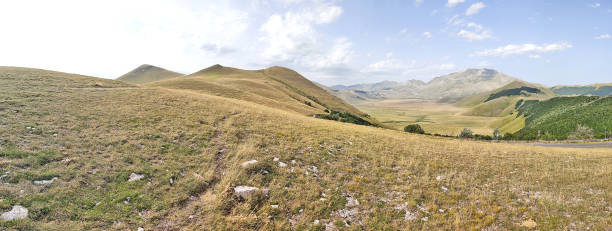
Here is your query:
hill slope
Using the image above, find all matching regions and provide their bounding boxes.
[459,81,556,117]
[116,64,183,84]
[551,83,612,96]
[0,66,610,230]
[147,64,380,126]
[508,96,612,140]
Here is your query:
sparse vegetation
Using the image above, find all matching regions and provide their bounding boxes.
[315,110,377,127]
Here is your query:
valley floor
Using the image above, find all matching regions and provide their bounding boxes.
[355,99,498,136]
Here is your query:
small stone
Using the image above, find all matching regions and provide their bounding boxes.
[137,227,144,231]
[128,173,144,182]
[346,196,359,207]
[271,204,279,209]
[438,209,445,213]
[291,160,296,164]
[193,173,203,178]
[273,157,279,162]
[278,162,287,167]
[441,186,448,192]
[33,177,56,185]
[189,215,194,219]
[234,186,259,199]
[520,219,537,228]
[241,160,258,167]
[1,205,28,221]
[436,176,443,181]
[169,178,174,185]
[313,220,320,225]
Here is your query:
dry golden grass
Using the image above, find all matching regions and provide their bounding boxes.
[0,67,610,230]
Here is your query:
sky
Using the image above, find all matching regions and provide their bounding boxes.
[0,0,610,86]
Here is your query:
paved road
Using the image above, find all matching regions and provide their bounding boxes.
[531,142,612,149]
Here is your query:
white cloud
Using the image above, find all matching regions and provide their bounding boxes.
[259,1,343,62]
[474,42,572,57]
[466,22,483,30]
[590,2,601,8]
[423,32,433,38]
[301,38,353,70]
[465,2,485,16]
[457,29,492,41]
[414,0,424,7]
[528,54,541,59]
[361,58,456,80]
[446,0,465,8]
[595,34,611,39]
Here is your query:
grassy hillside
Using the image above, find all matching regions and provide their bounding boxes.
[116,64,183,84]
[460,81,556,117]
[147,65,380,127]
[510,96,612,140]
[551,84,612,96]
[1,67,611,230]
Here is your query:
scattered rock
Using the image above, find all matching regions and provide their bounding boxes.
[313,220,320,225]
[241,160,258,167]
[273,157,279,162]
[234,186,259,199]
[520,219,537,228]
[346,195,359,207]
[441,186,448,192]
[33,177,57,185]
[1,205,28,221]
[325,221,335,230]
[271,204,279,209]
[278,162,287,167]
[137,227,144,231]
[128,173,145,182]
[436,175,443,181]
[193,173,203,178]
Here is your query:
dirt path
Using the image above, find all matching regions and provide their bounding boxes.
[154,113,238,230]
[530,142,612,149]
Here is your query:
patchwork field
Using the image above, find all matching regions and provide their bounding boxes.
[355,99,499,136]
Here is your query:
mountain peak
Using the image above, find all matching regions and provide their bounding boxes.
[116,64,183,84]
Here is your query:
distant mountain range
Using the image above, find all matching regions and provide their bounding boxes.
[331,69,518,103]
[329,69,612,104]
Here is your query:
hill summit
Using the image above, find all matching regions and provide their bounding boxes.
[116,64,183,84]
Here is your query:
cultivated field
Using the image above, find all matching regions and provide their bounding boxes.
[0,67,610,230]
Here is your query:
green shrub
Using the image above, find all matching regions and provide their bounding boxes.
[458,128,473,138]
[403,124,425,134]
[493,128,502,140]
